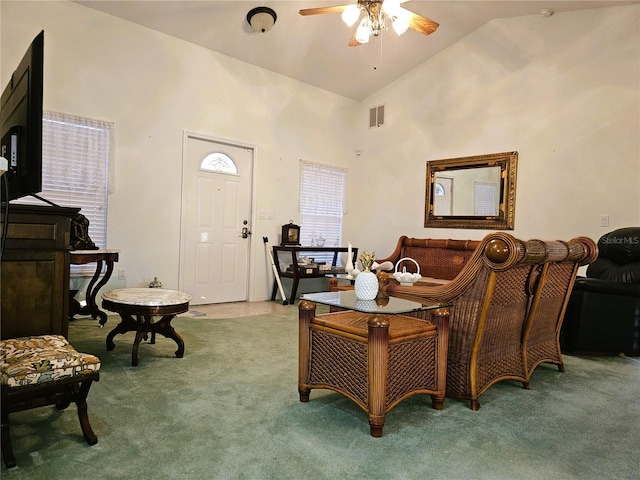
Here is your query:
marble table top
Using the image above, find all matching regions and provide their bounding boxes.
[102,288,192,307]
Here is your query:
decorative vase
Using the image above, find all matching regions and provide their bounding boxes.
[354,270,378,300]
[345,242,355,278]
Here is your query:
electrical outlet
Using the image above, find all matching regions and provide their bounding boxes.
[600,215,609,227]
[118,268,126,278]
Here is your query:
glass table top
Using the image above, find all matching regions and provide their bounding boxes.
[300,290,448,315]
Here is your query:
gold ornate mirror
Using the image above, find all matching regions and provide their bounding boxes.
[425,151,518,230]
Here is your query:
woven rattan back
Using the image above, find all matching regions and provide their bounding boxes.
[401,245,475,280]
[523,237,598,378]
[377,237,481,281]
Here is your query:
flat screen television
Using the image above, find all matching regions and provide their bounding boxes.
[1,30,44,202]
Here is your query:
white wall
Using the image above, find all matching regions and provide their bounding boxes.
[1,1,358,300]
[2,2,639,299]
[349,5,639,260]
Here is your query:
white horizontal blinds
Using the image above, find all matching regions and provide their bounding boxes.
[299,160,347,264]
[474,182,499,216]
[17,112,112,273]
[42,111,112,250]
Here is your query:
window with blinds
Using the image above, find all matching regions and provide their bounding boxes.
[474,181,499,216]
[299,160,347,263]
[15,111,113,272]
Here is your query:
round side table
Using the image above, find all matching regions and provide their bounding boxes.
[102,288,191,366]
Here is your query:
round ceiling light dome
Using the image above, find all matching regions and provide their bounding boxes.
[247,6,277,33]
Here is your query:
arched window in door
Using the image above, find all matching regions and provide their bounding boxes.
[200,152,238,174]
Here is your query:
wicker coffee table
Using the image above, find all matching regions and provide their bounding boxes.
[102,288,191,366]
[298,290,450,437]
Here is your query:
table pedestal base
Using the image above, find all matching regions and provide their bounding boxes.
[106,313,184,366]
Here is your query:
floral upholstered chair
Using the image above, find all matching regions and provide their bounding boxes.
[1,335,101,468]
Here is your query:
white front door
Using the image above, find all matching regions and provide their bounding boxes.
[179,132,254,305]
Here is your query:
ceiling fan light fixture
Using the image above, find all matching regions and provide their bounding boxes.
[382,0,402,17]
[355,18,371,43]
[341,5,361,27]
[299,0,439,47]
[391,10,410,35]
[246,6,277,33]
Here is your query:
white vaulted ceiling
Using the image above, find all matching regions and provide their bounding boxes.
[75,1,638,101]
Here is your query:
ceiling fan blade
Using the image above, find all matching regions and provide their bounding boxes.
[348,32,363,47]
[406,11,439,36]
[299,5,349,16]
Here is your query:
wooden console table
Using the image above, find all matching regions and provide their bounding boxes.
[70,249,120,326]
[270,245,358,304]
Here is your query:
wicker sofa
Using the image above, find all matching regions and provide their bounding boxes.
[375,236,482,284]
[328,236,480,292]
[383,232,598,410]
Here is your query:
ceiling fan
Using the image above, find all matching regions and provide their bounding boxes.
[299,0,439,46]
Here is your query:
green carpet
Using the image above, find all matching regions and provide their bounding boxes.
[2,310,638,479]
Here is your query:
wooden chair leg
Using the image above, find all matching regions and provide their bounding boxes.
[56,383,75,410]
[76,380,98,445]
[1,394,16,469]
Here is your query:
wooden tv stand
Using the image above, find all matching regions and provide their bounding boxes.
[1,203,79,339]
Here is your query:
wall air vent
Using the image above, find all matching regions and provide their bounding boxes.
[369,104,385,128]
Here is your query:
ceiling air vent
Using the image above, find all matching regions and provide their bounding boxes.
[369,104,385,128]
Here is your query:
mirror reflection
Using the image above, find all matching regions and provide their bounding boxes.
[433,166,501,216]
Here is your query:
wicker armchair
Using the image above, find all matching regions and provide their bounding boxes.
[384,233,597,411]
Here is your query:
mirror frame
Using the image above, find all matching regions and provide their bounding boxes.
[425,151,518,230]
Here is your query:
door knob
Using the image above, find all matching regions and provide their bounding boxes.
[241,220,252,239]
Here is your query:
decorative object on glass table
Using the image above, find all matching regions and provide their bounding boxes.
[345,242,355,278]
[393,257,422,286]
[148,277,163,288]
[354,250,378,300]
[372,260,394,272]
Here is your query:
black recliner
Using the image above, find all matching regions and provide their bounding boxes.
[561,227,640,356]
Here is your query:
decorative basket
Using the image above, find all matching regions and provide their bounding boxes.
[393,257,422,286]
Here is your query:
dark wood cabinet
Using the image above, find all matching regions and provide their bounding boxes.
[1,204,79,339]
